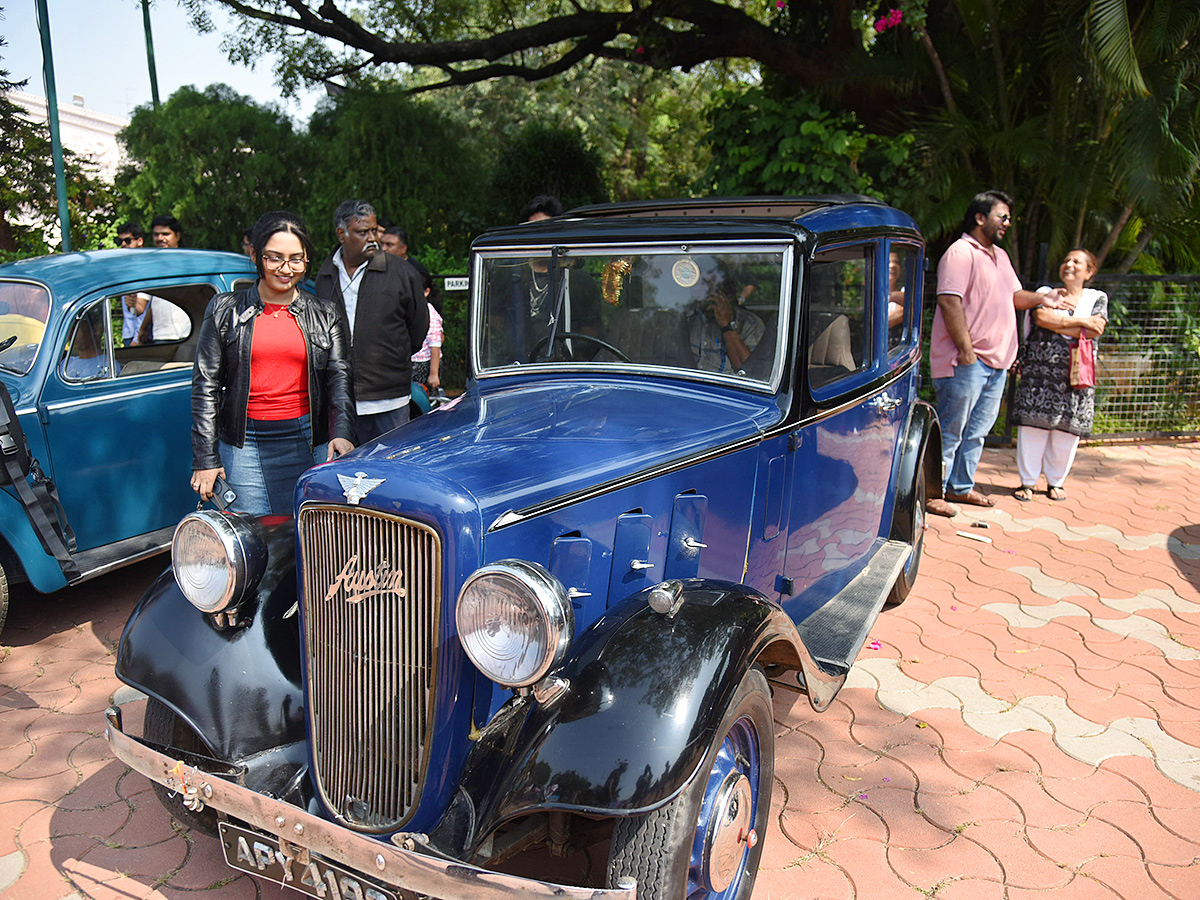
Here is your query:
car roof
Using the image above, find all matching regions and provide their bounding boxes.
[567,195,885,220]
[0,249,256,296]
[475,196,922,248]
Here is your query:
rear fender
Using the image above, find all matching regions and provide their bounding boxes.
[891,400,940,539]
[443,580,823,852]
[114,518,304,761]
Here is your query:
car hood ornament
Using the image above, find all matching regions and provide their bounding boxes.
[337,472,385,505]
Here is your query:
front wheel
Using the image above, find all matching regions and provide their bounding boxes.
[606,667,773,900]
[143,697,220,834]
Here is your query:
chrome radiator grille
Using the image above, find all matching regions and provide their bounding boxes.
[298,504,442,831]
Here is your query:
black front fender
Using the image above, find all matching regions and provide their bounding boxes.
[115,519,305,761]
[447,580,813,850]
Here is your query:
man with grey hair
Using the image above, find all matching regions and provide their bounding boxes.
[315,200,428,442]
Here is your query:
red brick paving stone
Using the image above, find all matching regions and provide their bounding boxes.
[2,853,76,900]
[1077,855,1184,900]
[916,783,1024,833]
[855,787,955,850]
[1007,876,1124,899]
[0,800,46,857]
[908,708,1013,756]
[1147,861,1200,900]
[887,833,1004,891]
[982,769,1104,829]
[939,741,1044,787]
[1026,813,1146,866]
[820,834,917,898]
[958,817,1074,890]
[775,760,858,816]
[934,875,1009,900]
[779,804,888,848]
[78,834,192,880]
[756,851,855,900]
[1088,799,1200,867]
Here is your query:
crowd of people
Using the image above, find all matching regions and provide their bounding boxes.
[117,189,1104,517]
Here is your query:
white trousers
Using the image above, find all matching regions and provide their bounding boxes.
[1016,425,1081,488]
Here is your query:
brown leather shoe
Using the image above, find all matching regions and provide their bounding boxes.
[925,498,960,518]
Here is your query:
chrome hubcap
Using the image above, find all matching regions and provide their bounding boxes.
[702,771,754,892]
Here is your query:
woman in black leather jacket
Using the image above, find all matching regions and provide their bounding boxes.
[190,211,355,515]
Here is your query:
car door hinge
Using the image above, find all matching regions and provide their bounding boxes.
[776,575,795,596]
[788,431,802,452]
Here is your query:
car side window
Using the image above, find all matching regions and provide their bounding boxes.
[62,301,115,382]
[110,290,202,377]
[807,245,871,390]
[887,245,918,357]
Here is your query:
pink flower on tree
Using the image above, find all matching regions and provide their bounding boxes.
[776,0,787,8]
[874,7,904,33]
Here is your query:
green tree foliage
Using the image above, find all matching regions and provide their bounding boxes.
[116,84,306,252]
[181,0,1200,274]
[302,87,492,257]
[703,88,915,199]
[489,122,608,222]
[0,34,115,259]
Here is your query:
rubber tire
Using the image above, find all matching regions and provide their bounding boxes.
[606,667,773,900]
[143,697,220,835]
[887,453,927,606]
[0,560,8,638]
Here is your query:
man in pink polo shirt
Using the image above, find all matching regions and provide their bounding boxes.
[927,190,1063,517]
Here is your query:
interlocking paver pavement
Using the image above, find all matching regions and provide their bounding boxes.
[2,441,1198,899]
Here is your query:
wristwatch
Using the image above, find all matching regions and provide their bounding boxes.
[720,320,739,335]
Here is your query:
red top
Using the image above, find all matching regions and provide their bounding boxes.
[247,304,310,420]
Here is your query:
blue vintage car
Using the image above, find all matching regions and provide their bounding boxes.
[0,249,256,633]
[108,198,943,900]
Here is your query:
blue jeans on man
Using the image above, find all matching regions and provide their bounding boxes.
[933,360,1008,497]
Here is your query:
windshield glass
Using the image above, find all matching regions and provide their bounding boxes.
[476,244,789,386]
[0,281,51,375]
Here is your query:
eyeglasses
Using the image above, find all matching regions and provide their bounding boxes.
[993,213,1012,223]
[115,236,135,246]
[262,254,308,270]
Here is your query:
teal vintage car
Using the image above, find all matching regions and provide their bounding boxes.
[0,249,257,633]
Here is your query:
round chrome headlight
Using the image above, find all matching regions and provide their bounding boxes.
[172,510,267,613]
[456,560,573,688]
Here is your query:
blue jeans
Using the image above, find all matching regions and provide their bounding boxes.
[357,404,410,444]
[934,361,1008,496]
[219,415,324,516]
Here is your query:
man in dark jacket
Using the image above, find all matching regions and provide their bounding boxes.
[315,200,429,442]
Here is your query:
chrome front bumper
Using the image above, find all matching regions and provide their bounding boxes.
[105,706,636,900]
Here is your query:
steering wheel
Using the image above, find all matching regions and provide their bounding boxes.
[529,331,632,364]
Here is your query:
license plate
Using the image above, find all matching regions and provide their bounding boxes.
[219,821,403,900]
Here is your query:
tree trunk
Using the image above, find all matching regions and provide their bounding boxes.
[1095,202,1135,270]
[1116,227,1153,273]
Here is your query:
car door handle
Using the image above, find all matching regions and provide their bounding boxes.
[630,559,654,571]
[869,393,902,413]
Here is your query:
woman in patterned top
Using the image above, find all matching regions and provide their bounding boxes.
[1011,249,1108,501]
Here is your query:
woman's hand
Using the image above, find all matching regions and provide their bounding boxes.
[327,438,354,462]
[191,468,225,502]
[1082,315,1106,338]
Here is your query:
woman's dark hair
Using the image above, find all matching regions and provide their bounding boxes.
[250,211,315,279]
[960,190,1014,236]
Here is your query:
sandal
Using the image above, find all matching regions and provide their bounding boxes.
[1013,486,1035,502]
[1047,485,1067,501]
[945,489,997,508]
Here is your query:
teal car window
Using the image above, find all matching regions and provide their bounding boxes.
[62,301,116,382]
[0,281,51,375]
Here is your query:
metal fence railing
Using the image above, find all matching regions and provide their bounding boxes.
[1087,276,1200,440]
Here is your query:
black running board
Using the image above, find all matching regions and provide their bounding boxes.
[68,525,175,585]
[794,539,910,678]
